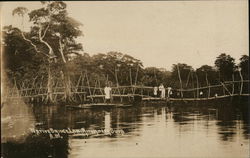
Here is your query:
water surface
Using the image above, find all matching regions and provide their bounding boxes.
[1,102,249,158]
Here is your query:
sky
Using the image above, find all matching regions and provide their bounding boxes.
[0,1,248,70]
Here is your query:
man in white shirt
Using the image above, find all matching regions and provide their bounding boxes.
[159,84,166,99]
[153,86,158,97]
[167,87,172,98]
[104,84,112,103]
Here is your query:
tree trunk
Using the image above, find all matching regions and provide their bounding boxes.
[239,70,243,95]
[232,74,235,94]
[47,62,53,103]
[62,65,72,102]
[64,72,72,101]
[59,39,72,102]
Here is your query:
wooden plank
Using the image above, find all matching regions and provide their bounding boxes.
[142,97,166,101]
[168,94,246,101]
[221,82,232,96]
[86,94,145,98]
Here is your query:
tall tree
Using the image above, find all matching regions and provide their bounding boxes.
[11,1,83,101]
[92,52,143,86]
[142,67,171,86]
[239,55,249,79]
[2,26,46,82]
[215,53,236,81]
[196,65,218,85]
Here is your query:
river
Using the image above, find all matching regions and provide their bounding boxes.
[1,102,249,158]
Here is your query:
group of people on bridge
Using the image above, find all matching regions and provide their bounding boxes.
[103,83,173,103]
[154,84,172,99]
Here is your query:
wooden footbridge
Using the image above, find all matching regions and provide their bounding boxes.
[2,78,249,104]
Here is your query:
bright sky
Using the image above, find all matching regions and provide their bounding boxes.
[1,1,248,70]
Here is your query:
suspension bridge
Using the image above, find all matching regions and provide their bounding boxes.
[2,76,249,105]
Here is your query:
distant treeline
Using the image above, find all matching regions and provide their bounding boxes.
[3,48,249,89]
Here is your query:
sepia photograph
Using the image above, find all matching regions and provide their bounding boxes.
[1,1,249,158]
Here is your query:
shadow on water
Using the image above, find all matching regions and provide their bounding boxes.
[1,135,69,158]
[1,98,249,158]
[1,98,70,158]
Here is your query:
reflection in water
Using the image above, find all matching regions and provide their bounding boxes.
[1,98,35,143]
[104,112,111,131]
[1,103,249,158]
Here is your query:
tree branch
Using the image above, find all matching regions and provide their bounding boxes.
[20,31,50,58]
[41,22,50,39]
[38,26,56,59]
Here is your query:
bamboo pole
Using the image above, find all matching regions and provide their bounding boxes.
[32,76,38,97]
[222,85,225,95]
[133,66,139,95]
[81,72,85,92]
[85,71,93,102]
[129,68,134,95]
[75,73,82,92]
[53,80,59,101]
[205,73,210,98]
[106,74,109,85]
[208,85,211,98]
[97,78,105,102]
[129,68,133,86]
[191,72,195,98]
[239,69,243,95]
[224,80,250,83]
[232,74,235,95]
[13,78,19,97]
[154,68,158,85]
[134,66,139,86]
[221,82,232,96]
[39,76,44,102]
[115,67,122,102]
[195,73,199,99]
[176,64,183,98]
[186,70,191,87]
[141,87,143,97]
[115,67,119,87]
[93,80,98,96]
[175,83,233,91]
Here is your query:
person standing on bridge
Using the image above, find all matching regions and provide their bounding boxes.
[104,83,112,103]
[167,87,172,98]
[159,84,166,99]
[153,86,158,97]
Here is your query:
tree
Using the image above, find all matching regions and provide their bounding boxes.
[2,26,46,82]
[142,67,171,86]
[239,55,249,79]
[196,65,218,85]
[92,52,143,86]
[215,53,236,81]
[171,63,193,88]
[11,2,83,102]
